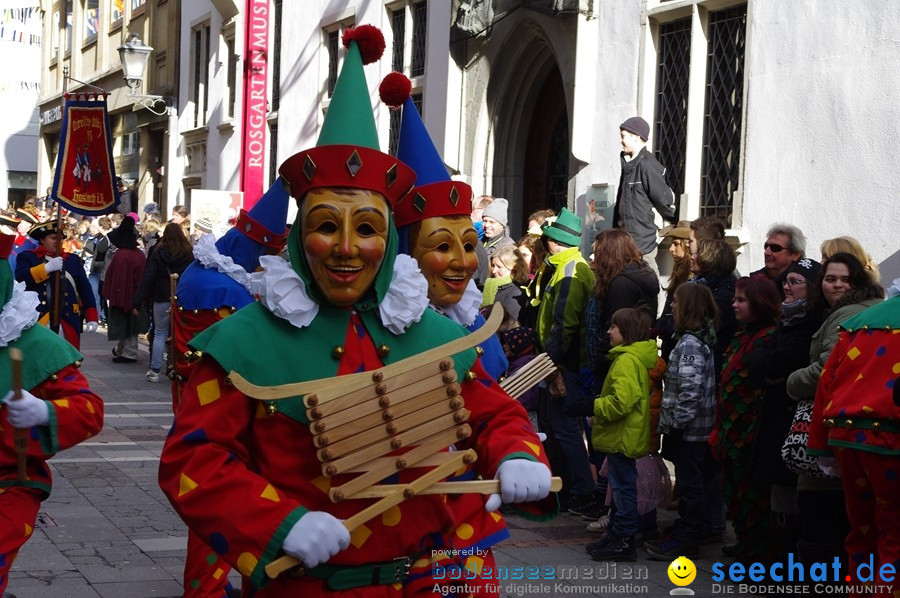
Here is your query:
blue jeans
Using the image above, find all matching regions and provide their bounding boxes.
[538,371,594,497]
[150,302,170,373]
[606,453,638,538]
[88,272,104,320]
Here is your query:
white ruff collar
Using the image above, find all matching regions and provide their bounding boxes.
[250,254,429,335]
[193,234,252,292]
[432,279,482,327]
[0,282,41,348]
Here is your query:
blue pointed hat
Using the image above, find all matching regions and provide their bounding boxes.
[214,177,289,273]
[379,72,473,228]
[232,177,290,248]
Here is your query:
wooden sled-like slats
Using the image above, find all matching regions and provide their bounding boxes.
[306,359,454,413]
[318,412,471,477]
[312,383,463,445]
[328,427,471,502]
[308,368,456,421]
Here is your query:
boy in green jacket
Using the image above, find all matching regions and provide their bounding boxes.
[583,306,658,562]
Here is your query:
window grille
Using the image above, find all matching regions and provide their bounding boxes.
[654,17,691,215]
[388,92,423,157]
[327,29,339,97]
[269,123,278,185]
[391,9,405,72]
[410,2,427,77]
[700,4,746,220]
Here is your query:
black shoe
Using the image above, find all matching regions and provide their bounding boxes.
[580,503,610,521]
[590,535,636,562]
[567,494,600,516]
[112,355,137,363]
[112,348,118,357]
[585,532,614,553]
[645,535,700,561]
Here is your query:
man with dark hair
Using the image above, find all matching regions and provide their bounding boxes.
[613,116,677,275]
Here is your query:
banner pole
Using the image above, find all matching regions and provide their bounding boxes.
[51,67,70,333]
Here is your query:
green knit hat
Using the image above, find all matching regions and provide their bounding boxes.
[541,207,582,247]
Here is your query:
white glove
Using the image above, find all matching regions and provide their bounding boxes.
[3,389,50,428]
[85,321,98,333]
[817,456,840,477]
[485,459,552,512]
[281,511,350,568]
[45,257,64,273]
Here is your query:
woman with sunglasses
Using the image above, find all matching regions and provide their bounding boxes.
[786,253,885,569]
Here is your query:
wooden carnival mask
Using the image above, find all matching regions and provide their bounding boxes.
[301,187,390,307]
[408,215,479,308]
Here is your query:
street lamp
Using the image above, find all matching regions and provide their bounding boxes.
[117,32,171,116]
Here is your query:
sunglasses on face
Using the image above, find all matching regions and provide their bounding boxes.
[783,278,807,287]
[764,243,787,253]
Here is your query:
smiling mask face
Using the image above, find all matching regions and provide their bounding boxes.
[409,215,479,307]
[301,188,390,307]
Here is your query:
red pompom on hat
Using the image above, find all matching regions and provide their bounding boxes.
[342,25,385,65]
[379,72,412,108]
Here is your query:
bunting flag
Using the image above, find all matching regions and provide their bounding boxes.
[51,94,120,215]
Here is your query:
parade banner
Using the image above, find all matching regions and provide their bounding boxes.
[51,94,120,215]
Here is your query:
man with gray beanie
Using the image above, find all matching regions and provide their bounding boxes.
[481,196,515,257]
[613,116,676,274]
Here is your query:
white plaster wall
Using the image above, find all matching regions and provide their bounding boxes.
[573,0,642,198]
[741,0,900,272]
[178,2,243,196]
[1,31,41,207]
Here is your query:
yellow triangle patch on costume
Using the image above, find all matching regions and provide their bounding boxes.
[179,473,199,496]
[859,525,870,536]
[862,406,874,414]
[24,522,33,537]
[86,401,95,414]
[260,484,280,502]
[490,511,503,523]
[847,347,861,360]
[197,379,221,406]
[350,524,372,548]
[53,399,70,408]
[311,476,331,494]
[856,373,864,382]
[524,441,542,457]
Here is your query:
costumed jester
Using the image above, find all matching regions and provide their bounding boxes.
[379,72,508,383]
[379,71,539,570]
[171,180,289,598]
[808,284,899,598]
[0,232,104,594]
[158,25,554,596]
[14,220,99,350]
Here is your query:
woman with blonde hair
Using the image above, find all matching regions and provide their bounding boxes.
[482,244,528,328]
[820,236,880,283]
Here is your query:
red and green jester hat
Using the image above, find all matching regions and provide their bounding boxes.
[158,25,553,596]
[0,232,104,594]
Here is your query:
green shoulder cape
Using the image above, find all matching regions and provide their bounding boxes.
[0,324,83,393]
[840,296,898,332]
[190,303,477,424]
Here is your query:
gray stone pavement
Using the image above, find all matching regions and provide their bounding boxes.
[10,329,743,597]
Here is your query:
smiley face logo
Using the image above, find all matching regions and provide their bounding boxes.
[668,556,696,586]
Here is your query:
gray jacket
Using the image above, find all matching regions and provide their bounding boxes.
[613,147,676,254]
